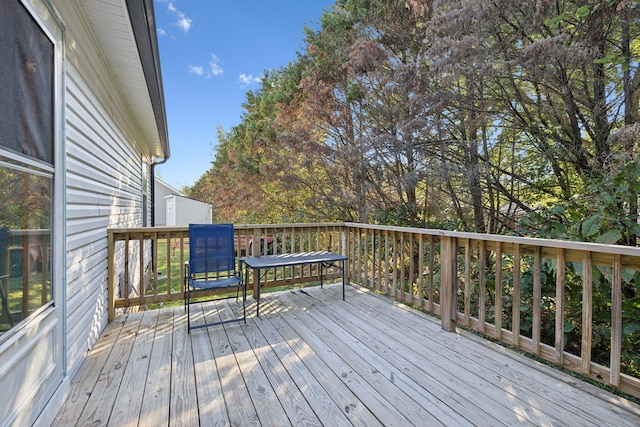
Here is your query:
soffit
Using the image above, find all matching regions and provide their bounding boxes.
[76,0,168,159]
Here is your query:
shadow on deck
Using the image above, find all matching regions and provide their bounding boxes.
[54,284,640,426]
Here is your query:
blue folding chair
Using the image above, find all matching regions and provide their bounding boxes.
[185,224,246,333]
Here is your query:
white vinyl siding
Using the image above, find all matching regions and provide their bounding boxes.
[46,0,151,381]
[1,0,163,423]
[64,69,148,379]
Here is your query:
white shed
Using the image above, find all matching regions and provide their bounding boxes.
[153,177,186,226]
[165,194,213,226]
[0,0,169,425]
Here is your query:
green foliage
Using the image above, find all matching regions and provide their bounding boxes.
[189,0,640,379]
[517,155,640,246]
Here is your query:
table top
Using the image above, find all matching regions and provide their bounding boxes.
[241,251,347,269]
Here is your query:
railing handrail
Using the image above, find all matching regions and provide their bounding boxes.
[107,222,346,233]
[345,222,640,256]
[110,222,640,256]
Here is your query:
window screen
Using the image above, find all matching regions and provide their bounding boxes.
[0,1,54,336]
[0,1,54,165]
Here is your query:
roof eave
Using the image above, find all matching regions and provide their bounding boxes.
[126,0,169,160]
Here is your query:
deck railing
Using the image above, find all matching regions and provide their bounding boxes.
[0,228,52,333]
[107,224,346,318]
[108,222,640,399]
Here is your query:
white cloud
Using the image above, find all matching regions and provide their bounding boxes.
[176,16,191,32]
[189,65,204,76]
[189,54,224,79]
[209,54,224,76]
[238,74,262,86]
[167,2,191,33]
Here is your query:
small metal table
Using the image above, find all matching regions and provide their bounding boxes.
[241,251,348,316]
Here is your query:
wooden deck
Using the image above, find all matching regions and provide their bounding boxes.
[54,284,640,426]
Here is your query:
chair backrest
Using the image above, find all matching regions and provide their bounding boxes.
[189,224,236,275]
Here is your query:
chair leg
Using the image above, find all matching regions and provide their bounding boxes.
[184,276,188,311]
[187,286,191,333]
[242,284,246,323]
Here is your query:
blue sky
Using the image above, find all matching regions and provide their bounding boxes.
[153,0,335,191]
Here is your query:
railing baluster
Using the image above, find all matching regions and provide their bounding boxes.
[392,230,398,299]
[555,248,566,365]
[152,231,159,300]
[464,239,471,326]
[512,243,521,348]
[364,228,370,289]
[610,254,622,387]
[357,227,363,285]
[409,233,416,306]
[418,234,424,311]
[139,233,145,307]
[384,229,390,295]
[581,251,593,375]
[440,236,457,332]
[124,233,130,308]
[479,239,486,333]
[179,232,186,295]
[427,236,434,315]
[533,246,542,356]
[165,234,171,295]
[495,241,502,340]
[108,230,116,321]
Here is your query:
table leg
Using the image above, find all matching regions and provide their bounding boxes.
[320,262,324,289]
[256,268,261,317]
[243,262,249,319]
[342,259,346,300]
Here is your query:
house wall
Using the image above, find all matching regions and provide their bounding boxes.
[1,0,160,424]
[59,1,151,381]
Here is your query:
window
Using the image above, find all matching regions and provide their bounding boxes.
[0,1,54,335]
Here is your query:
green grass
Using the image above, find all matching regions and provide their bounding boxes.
[0,273,51,333]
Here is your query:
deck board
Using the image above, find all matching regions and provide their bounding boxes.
[189,302,228,427]
[138,308,173,427]
[313,287,552,425]
[76,313,144,426]
[256,301,377,427]
[272,291,447,426]
[53,316,128,425]
[109,310,158,427]
[53,283,640,426]
[280,290,508,426]
[350,287,638,426]
[170,305,199,426]
[239,300,323,427]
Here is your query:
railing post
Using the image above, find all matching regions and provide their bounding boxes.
[341,225,350,285]
[251,228,259,300]
[440,236,457,332]
[108,230,116,322]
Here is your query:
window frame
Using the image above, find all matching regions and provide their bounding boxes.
[0,0,64,343]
